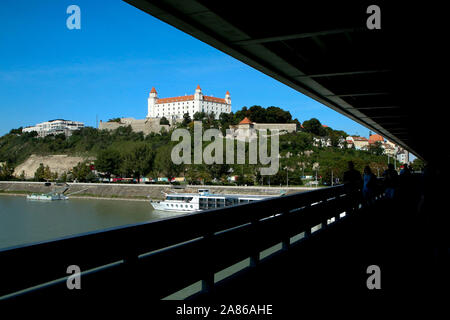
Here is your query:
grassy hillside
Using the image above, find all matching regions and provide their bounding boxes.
[0,106,396,185]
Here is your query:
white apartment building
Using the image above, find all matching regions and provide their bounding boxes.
[346,136,369,150]
[397,150,410,164]
[23,119,84,137]
[147,85,231,120]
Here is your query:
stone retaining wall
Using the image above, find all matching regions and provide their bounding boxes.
[0,181,316,200]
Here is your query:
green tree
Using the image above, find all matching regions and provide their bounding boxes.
[34,163,45,181]
[193,112,206,121]
[96,149,122,181]
[411,158,425,171]
[71,161,92,182]
[43,165,52,181]
[219,112,234,135]
[368,142,384,156]
[302,118,327,136]
[0,162,14,180]
[160,117,169,125]
[9,127,23,135]
[59,172,68,182]
[182,113,192,127]
[154,145,183,179]
[120,144,154,179]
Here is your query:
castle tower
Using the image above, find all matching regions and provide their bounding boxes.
[147,87,158,118]
[194,84,203,100]
[225,90,231,105]
[194,84,203,113]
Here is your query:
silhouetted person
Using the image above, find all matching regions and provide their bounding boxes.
[362,165,377,206]
[382,163,398,199]
[343,161,362,192]
[400,164,411,176]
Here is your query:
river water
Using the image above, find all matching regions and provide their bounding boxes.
[0,195,181,250]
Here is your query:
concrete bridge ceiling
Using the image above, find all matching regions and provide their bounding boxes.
[125,0,446,162]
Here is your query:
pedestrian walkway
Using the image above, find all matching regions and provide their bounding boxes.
[190,187,447,311]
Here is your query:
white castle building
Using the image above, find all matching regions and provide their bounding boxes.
[147,85,231,120]
[23,119,84,137]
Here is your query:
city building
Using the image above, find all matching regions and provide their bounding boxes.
[368,133,384,145]
[313,137,331,147]
[227,117,297,141]
[22,119,84,137]
[397,150,410,164]
[346,136,369,150]
[147,85,231,120]
[381,142,396,156]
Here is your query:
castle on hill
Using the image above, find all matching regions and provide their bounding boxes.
[147,85,231,121]
[99,85,231,134]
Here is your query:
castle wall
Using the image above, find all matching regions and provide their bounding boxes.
[253,123,297,133]
[99,118,170,135]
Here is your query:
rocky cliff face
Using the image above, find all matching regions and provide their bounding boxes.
[13,154,94,179]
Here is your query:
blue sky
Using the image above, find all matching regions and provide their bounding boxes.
[0,0,372,138]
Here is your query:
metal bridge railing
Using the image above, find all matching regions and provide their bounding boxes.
[0,184,379,300]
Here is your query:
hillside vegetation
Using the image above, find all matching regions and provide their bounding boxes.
[0,106,396,185]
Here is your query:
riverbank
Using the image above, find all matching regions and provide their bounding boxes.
[0,191,149,202]
[0,181,318,201]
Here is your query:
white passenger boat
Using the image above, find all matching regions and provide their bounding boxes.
[26,192,69,201]
[150,189,278,213]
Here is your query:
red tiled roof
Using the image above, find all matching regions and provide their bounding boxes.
[352,136,368,141]
[150,87,157,93]
[156,95,194,104]
[226,90,230,95]
[239,117,253,124]
[369,134,384,144]
[155,95,227,104]
[203,95,227,103]
[196,84,201,90]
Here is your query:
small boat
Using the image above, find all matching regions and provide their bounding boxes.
[27,192,69,201]
[150,189,277,213]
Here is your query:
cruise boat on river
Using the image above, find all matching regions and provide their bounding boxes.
[150,189,280,213]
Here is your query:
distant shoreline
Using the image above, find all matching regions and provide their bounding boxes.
[0,192,150,202]
[0,182,316,203]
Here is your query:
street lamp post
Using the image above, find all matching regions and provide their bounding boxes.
[315,170,318,188]
[285,167,289,187]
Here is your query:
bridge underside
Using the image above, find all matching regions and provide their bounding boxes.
[1,1,447,311]
[125,0,447,162]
